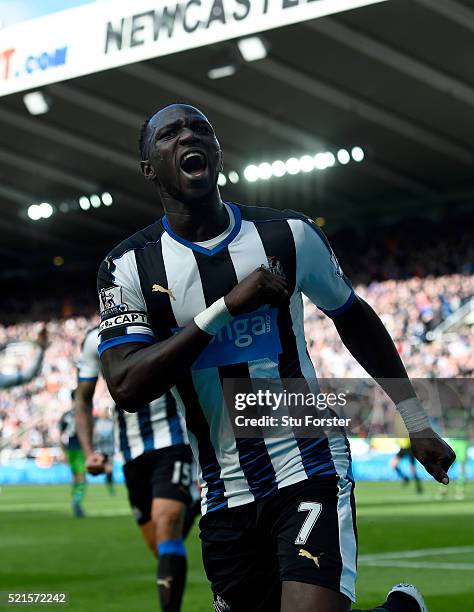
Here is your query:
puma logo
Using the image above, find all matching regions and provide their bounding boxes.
[298,549,324,568]
[152,284,175,300]
[157,576,173,589]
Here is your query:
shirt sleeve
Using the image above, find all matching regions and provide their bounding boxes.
[77,329,101,382]
[289,217,355,317]
[97,251,155,357]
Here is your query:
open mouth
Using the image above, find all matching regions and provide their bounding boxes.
[180,151,207,177]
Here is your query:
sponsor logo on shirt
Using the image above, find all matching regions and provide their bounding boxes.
[151,283,176,301]
[191,308,282,370]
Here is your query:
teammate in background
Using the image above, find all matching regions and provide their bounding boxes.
[75,327,198,612]
[0,327,47,389]
[391,438,422,494]
[97,104,455,612]
[93,407,115,495]
[59,393,86,518]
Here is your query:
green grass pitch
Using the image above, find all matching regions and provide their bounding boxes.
[1,481,473,610]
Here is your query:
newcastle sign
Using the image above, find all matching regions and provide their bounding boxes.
[0,0,387,97]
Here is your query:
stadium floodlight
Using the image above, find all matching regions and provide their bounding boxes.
[59,202,69,213]
[244,165,259,182]
[90,194,101,208]
[27,205,42,221]
[337,149,351,165]
[23,91,51,115]
[27,203,54,220]
[258,162,272,180]
[208,65,236,79]
[237,36,267,62]
[79,196,91,210]
[271,160,286,178]
[243,145,363,182]
[38,202,53,218]
[285,158,300,175]
[314,153,328,170]
[325,152,336,167]
[228,171,240,184]
[218,173,227,186]
[351,146,365,162]
[101,192,113,206]
[300,155,315,173]
[208,47,239,80]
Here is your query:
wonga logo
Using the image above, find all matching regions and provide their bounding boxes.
[215,312,272,349]
[191,309,281,370]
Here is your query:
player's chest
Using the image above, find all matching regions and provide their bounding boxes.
[140,249,260,335]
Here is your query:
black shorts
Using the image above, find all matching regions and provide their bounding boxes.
[200,476,358,611]
[123,444,193,525]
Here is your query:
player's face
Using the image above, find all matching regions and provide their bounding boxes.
[141,105,222,203]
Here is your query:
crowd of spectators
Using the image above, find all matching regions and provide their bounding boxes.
[1,271,472,454]
[305,274,473,378]
[0,317,110,455]
[1,212,473,454]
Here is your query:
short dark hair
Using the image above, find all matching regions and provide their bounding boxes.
[138,112,155,161]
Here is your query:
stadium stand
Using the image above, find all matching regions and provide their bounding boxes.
[1,214,472,455]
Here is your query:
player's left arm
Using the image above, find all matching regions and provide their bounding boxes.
[333,296,455,483]
[294,217,455,484]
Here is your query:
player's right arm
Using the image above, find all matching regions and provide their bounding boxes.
[98,258,287,411]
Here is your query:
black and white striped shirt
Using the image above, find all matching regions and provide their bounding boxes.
[97,203,355,513]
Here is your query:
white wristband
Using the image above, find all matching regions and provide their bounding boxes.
[194,297,233,336]
[396,397,431,433]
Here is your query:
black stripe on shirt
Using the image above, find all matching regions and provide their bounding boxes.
[133,233,175,342]
[254,218,301,378]
[194,247,278,500]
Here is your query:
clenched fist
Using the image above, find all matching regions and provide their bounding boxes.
[410,429,456,485]
[85,451,106,476]
[225,266,288,316]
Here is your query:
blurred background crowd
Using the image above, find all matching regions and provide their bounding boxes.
[1,215,473,456]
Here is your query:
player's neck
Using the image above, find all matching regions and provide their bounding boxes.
[161,191,230,242]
